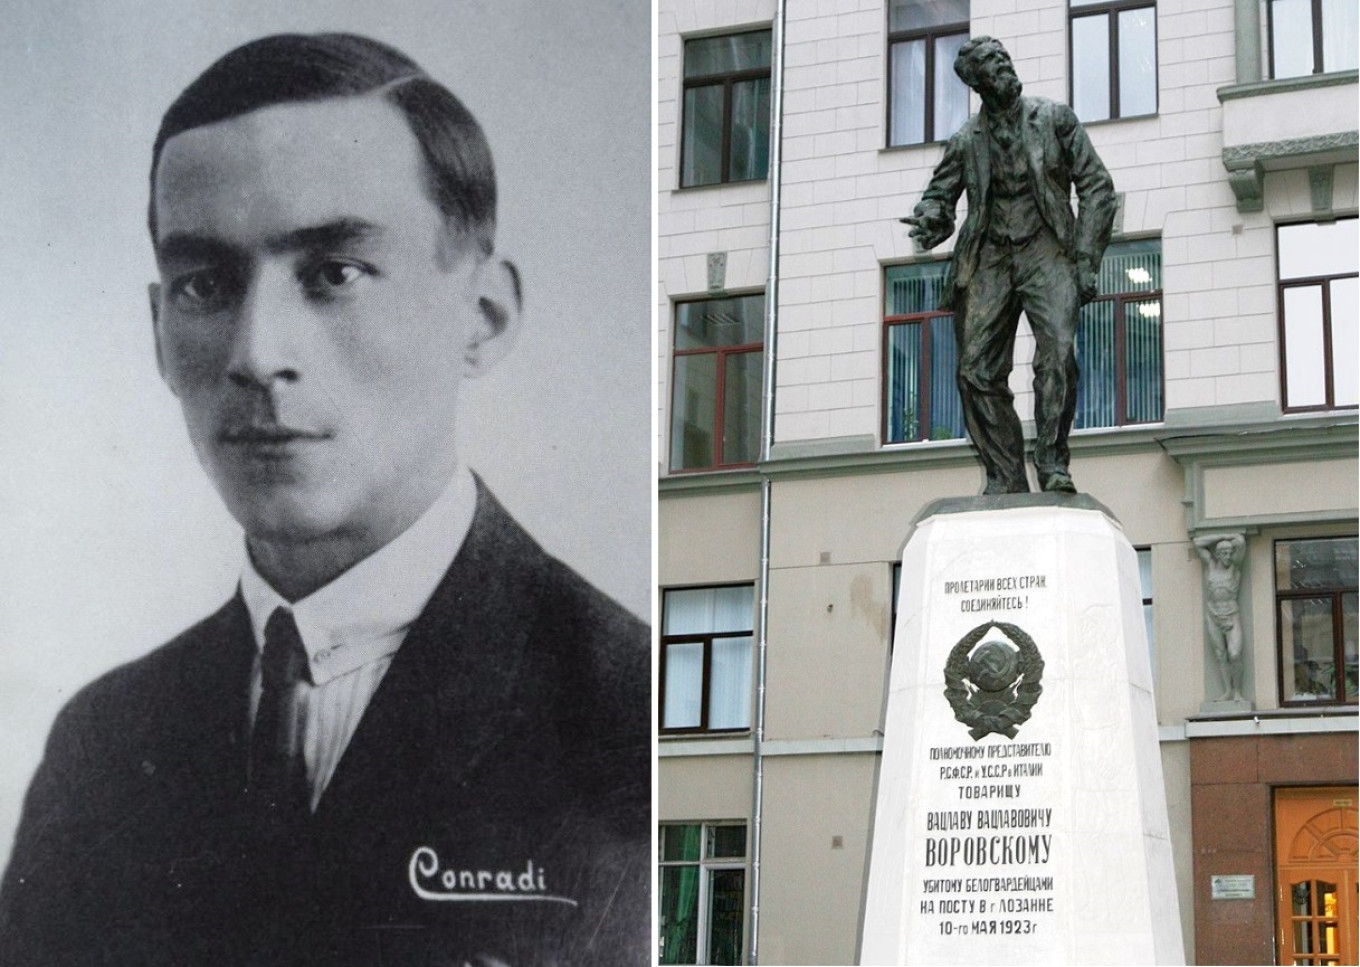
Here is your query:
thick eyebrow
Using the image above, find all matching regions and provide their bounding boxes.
[155,218,385,266]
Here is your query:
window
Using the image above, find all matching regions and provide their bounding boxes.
[1276,536,1357,704]
[882,261,965,443]
[659,822,747,965]
[1074,239,1164,428]
[1278,219,1359,412]
[661,585,754,732]
[1137,546,1154,668]
[1269,0,1359,78]
[887,0,971,146]
[670,294,764,471]
[680,30,772,188]
[1070,0,1157,122]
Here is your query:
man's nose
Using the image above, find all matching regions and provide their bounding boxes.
[226,272,304,389]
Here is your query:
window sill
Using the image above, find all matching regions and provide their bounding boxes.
[659,733,755,758]
[1218,69,1358,102]
[1077,111,1159,128]
[670,177,769,195]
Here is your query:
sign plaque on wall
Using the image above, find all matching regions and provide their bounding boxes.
[1210,875,1256,900]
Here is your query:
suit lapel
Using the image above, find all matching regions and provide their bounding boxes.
[313,485,537,827]
[154,594,255,799]
[974,110,991,207]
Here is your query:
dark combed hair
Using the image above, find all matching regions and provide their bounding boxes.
[953,34,1005,87]
[149,33,496,255]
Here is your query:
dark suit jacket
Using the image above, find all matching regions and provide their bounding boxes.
[0,484,650,966]
[917,95,1116,296]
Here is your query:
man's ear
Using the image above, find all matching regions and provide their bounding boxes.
[462,258,522,378]
[148,282,174,388]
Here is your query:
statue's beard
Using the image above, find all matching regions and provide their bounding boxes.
[982,72,1023,109]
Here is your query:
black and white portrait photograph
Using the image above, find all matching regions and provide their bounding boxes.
[0,1,651,964]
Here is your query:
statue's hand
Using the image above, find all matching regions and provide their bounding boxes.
[901,212,952,250]
[1077,264,1099,304]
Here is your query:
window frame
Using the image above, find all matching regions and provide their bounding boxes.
[1276,217,1359,414]
[669,294,765,473]
[1274,536,1358,707]
[1068,0,1159,123]
[1267,0,1353,78]
[1074,237,1166,429]
[885,3,971,148]
[660,583,756,735]
[880,259,965,445]
[658,821,749,965]
[679,29,773,189]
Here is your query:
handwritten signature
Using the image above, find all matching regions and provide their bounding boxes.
[408,846,578,906]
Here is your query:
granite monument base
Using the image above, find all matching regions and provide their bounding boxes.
[860,496,1184,965]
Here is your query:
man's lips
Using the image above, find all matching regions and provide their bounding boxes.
[219,425,331,446]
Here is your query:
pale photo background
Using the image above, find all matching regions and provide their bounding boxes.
[0,0,650,867]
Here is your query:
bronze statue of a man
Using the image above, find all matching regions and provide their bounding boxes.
[905,36,1116,495]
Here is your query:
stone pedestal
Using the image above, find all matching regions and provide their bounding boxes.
[860,496,1184,965]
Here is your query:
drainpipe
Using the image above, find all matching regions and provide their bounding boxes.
[749,0,788,961]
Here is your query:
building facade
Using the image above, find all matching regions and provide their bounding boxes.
[657,0,1358,964]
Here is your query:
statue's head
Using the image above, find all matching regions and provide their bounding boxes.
[1214,541,1235,565]
[954,35,1022,106]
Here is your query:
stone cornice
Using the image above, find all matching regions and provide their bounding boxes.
[1217,69,1358,102]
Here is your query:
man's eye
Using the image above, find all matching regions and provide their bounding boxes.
[170,271,229,308]
[304,260,369,293]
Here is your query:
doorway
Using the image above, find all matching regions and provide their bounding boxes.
[1275,786,1359,965]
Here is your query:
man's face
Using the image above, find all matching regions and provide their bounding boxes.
[964,44,1022,106]
[1214,542,1233,566]
[151,96,508,557]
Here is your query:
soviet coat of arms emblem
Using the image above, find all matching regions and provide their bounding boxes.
[943,621,1044,740]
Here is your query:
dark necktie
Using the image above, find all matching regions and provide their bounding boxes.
[249,607,311,826]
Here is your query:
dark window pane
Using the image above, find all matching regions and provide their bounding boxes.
[707,824,748,859]
[659,865,700,964]
[1322,0,1360,71]
[682,85,724,187]
[886,261,952,314]
[1272,0,1316,77]
[1277,538,1359,590]
[662,823,703,862]
[887,321,923,442]
[707,869,746,965]
[1344,592,1358,700]
[729,78,770,181]
[1281,597,1337,702]
[1118,8,1157,117]
[928,315,965,439]
[676,295,765,349]
[1072,14,1111,122]
[722,350,763,464]
[670,353,716,470]
[889,0,969,31]
[934,32,971,138]
[1076,298,1117,429]
[1124,298,1163,423]
[1100,239,1162,294]
[889,39,927,145]
[685,31,772,77]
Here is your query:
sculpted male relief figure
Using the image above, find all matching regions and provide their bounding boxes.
[904,36,1117,495]
[0,34,648,967]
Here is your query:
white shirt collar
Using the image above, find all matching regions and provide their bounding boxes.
[240,465,478,685]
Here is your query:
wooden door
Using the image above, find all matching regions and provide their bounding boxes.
[1275,787,1359,966]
